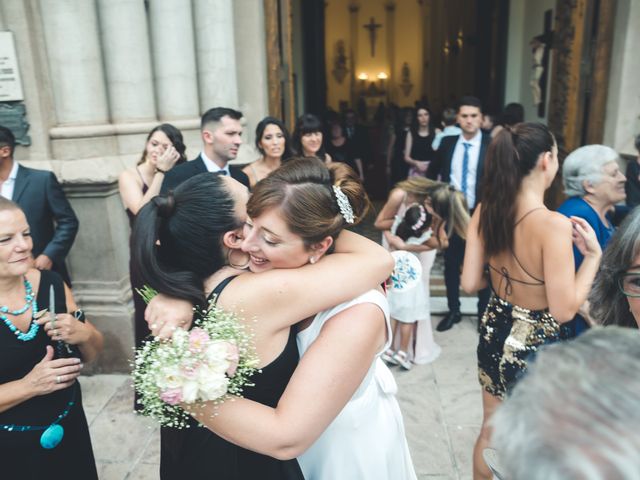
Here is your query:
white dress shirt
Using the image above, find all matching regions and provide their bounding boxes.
[449,130,482,209]
[200,151,230,176]
[0,160,19,200]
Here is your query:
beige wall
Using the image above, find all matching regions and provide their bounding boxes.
[504,0,555,122]
[325,0,423,111]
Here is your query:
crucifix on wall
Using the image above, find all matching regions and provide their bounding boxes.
[363,17,382,57]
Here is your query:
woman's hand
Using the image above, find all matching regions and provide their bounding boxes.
[156,145,180,172]
[570,216,602,258]
[36,313,90,345]
[145,294,193,339]
[22,346,82,396]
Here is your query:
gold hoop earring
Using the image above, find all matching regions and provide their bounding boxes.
[227,249,250,269]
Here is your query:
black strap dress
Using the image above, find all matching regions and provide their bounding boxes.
[0,270,97,479]
[160,276,305,480]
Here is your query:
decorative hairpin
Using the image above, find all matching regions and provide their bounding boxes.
[411,204,427,231]
[332,185,355,224]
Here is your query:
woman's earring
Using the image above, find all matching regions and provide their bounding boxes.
[309,257,316,264]
[227,249,250,269]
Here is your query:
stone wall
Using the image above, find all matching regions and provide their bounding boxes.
[1,0,269,372]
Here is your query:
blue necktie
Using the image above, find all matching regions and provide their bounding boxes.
[218,170,228,176]
[461,142,471,197]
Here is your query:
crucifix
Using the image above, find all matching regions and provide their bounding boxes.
[363,17,382,57]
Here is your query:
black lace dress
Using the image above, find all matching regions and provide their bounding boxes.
[159,276,305,480]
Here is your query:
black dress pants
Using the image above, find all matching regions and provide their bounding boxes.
[444,232,490,319]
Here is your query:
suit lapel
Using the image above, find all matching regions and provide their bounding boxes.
[12,165,30,202]
[195,155,208,174]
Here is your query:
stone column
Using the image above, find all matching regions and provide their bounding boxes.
[148,0,199,120]
[97,0,156,123]
[194,0,239,111]
[38,0,109,125]
[233,0,268,150]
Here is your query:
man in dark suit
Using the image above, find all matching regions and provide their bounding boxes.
[161,107,250,193]
[0,125,79,284]
[427,96,491,331]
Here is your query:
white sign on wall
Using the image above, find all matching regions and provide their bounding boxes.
[0,32,25,102]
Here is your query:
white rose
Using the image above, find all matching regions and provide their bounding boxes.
[205,341,232,373]
[181,379,199,404]
[156,365,183,390]
[197,366,230,401]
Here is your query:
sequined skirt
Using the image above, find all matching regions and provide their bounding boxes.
[477,294,562,399]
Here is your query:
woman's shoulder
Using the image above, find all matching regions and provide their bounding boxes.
[317,290,388,324]
[118,166,142,186]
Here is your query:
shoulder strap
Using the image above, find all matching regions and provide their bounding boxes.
[514,207,546,226]
[209,275,238,305]
[135,166,149,188]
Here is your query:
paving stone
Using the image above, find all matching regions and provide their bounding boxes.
[96,462,131,480]
[126,462,159,480]
[91,412,156,463]
[438,382,483,427]
[449,425,481,478]
[79,374,128,424]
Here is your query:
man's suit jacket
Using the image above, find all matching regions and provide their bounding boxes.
[160,155,250,194]
[13,165,79,283]
[427,132,491,207]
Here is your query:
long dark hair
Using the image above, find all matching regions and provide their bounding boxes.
[479,122,555,256]
[395,204,432,241]
[291,114,328,162]
[138,123,187,166]
[255,116,292,161]
[132,173,242,306]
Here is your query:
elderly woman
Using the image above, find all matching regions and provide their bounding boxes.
[589,206,640,328]
[557,144,626,336]
[0,197,103,478]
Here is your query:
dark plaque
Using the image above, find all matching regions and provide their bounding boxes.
[0,102,31,146]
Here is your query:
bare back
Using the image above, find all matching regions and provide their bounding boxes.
[487,208,551,310]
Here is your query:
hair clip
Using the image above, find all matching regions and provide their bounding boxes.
[411,205,427,231]
[332,185,355,224]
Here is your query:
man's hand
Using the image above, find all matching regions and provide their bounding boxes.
[34,254,53,270]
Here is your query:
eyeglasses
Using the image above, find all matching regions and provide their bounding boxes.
[617,271,640,298]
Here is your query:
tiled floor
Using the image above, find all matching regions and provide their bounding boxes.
[80,311,481,479]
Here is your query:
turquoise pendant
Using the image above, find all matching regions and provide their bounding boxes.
[40,424,64,449]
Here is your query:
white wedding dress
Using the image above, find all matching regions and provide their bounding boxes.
[296,290,417,480]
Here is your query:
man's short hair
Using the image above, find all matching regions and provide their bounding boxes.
[0,125,16,156]
[491,327,640,480]
[457,96,483,113]
[201,107,243,130]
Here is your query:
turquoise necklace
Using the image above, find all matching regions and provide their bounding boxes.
[0,277,39,341]
[0,385,76,449]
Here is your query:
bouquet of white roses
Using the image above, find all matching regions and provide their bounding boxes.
[133,288,259,428]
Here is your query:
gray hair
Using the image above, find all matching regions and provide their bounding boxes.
[589,207,640,328]
[562,144,619,197]
[491,327,640,480]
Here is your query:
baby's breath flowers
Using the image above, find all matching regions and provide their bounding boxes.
[133,288,259,428]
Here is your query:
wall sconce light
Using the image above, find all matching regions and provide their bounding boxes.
[357,71,387,97]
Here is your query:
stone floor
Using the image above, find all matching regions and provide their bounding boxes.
[79,311,481,480]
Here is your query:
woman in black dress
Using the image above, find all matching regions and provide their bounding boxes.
[132,170,390,479]
[118,124,185,410]
[0,198,103,479]
[404,105,437,177]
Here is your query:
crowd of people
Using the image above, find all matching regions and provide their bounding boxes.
[0,92,639,479]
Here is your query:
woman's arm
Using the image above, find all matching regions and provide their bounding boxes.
[118,148,180,215]
[146,231,394,337]
[542,214,602,323]
[237,231,393,332]
[374,188,404,231]
[0,346,82,413]
[384,230,435,253]
[461,206,487,293]
[189,302,386,459]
